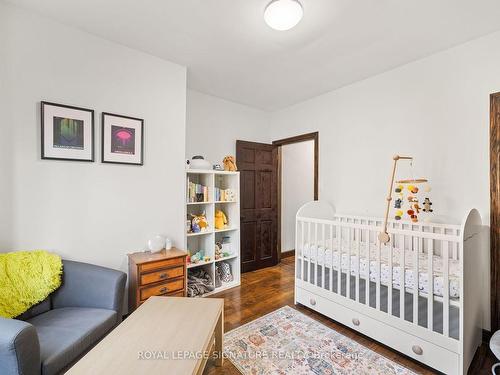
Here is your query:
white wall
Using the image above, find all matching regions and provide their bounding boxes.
[186,89,270,166]
[0,3,187,277]
[0,13,12,250]
[281,140,314,252]
[270,31,500,329]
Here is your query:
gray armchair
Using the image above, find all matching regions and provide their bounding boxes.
[0,260,126,375]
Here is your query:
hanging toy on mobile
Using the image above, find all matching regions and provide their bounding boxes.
[393,184,404,220]
[379,155,431,244]
[422,197,433,213]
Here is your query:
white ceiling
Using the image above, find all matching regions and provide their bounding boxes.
[7,0,500,111]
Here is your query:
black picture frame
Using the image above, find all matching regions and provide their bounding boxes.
[101,112,144,165]
[41,101,95,162]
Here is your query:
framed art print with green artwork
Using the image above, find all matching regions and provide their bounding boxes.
[41,101,94,162]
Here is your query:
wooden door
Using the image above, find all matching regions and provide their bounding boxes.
[237,140,278,273]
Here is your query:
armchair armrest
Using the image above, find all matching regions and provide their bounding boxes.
[52,260,127,323]
[0,317,40,375]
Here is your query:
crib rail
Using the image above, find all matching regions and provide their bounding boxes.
[295,212,462,340]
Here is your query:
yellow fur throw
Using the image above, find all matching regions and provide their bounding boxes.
[0,250,62,318]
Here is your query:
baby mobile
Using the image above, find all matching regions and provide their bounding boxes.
[379,155,434,244]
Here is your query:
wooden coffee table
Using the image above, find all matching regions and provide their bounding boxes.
[66,296,224,375]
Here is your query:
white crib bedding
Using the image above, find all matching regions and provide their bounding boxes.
[300,242,460,299]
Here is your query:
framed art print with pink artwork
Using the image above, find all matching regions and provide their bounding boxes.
[101,112,144,165]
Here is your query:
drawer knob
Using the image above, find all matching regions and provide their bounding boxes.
[159,287,168,293]
[412,345,423,355]
[352,318,360,326]
[159,273,167,279]
[310,298,316,306]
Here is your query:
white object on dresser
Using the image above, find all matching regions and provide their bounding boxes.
[294,200,483,375]
[184,169,241,296]
[165,238,172,250]
[147,235,165,252]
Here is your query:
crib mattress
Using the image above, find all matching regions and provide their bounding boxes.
[299,242,460,299]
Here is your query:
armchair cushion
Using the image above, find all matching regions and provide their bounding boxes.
[28,307,116,375]
[52,260,126,323]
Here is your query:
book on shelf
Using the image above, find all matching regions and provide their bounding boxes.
[214,187,235,202]
[186,177,209,203]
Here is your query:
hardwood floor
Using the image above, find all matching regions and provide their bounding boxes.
[203,257,496,374]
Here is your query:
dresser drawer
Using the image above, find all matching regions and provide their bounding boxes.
[140,266,184,286]
[167,290,185,297]
[140,278,184,301]
[138,289,185,306]
[139,257,184,273]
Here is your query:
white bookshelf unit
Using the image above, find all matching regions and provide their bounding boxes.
[184,169,240,297]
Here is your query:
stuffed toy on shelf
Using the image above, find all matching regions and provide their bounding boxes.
[223,156,238,171]
[190,212,209,233]
[214,209,228,230]
[215,242,223,260]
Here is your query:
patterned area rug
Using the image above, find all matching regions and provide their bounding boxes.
[224,306,417,375]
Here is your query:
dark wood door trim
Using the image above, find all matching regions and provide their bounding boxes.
[273,132,319,262]
[491,92,500,332]
[276,145,283,262]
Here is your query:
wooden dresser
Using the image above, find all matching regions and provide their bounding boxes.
[128,248,187,312]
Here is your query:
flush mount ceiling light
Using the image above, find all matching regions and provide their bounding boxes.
[264,0,303,31]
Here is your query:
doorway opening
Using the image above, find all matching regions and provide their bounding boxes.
[273,132,319,261]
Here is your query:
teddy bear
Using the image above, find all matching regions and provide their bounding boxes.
[223,156,238,171]
[214,209,228,230]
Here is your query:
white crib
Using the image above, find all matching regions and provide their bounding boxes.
[294,201,483,375]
